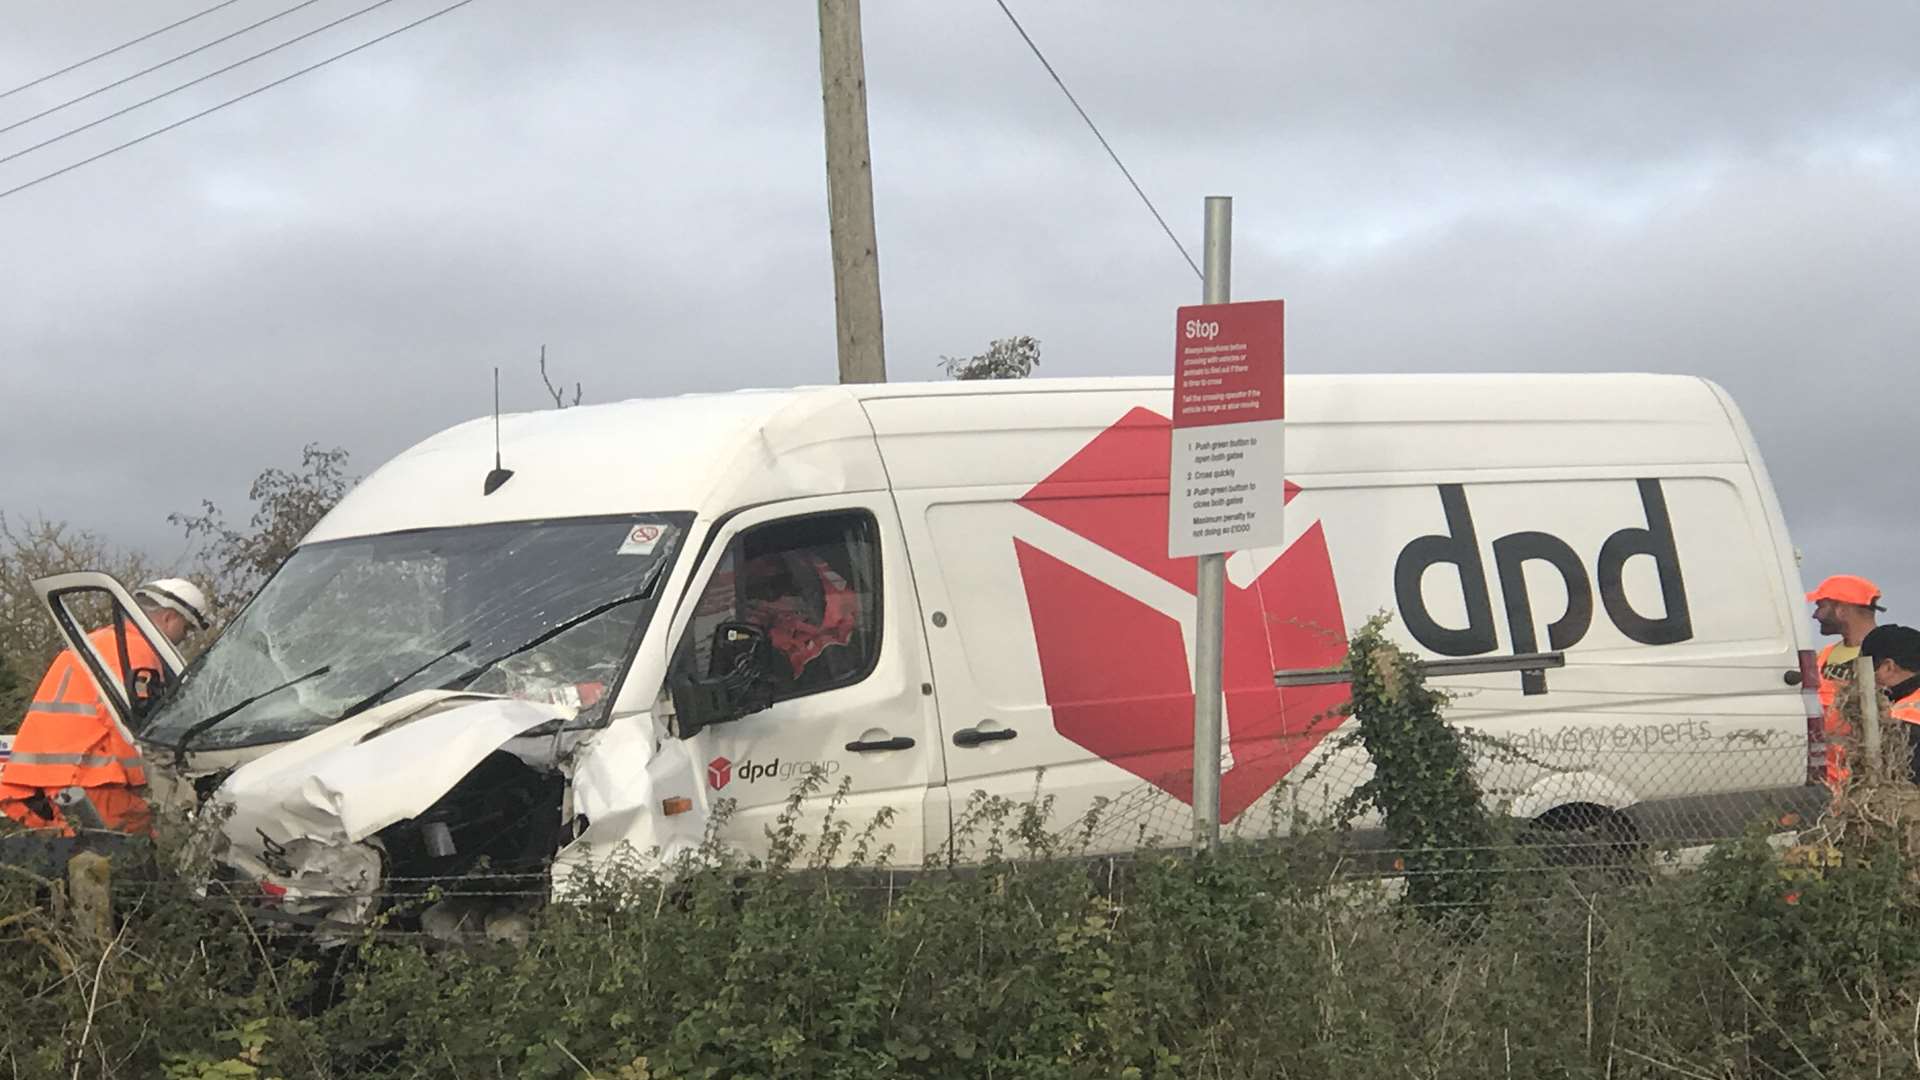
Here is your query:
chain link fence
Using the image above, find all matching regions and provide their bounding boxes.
[0,649,1876,934]
[1036,652,1866,890]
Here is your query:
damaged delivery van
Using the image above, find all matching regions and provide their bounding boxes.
[35,374,1823,928]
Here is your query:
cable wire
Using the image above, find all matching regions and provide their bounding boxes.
[0,0,480,202]
[1,0,332,138]
[0,0,251,103]
[0,0,406,169]
[989,0,1201,280]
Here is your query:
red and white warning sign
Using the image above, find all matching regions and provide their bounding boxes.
[1169,299,1287,557]
[618,523,666,556]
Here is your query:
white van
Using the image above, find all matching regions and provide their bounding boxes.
[36,374,1822,921]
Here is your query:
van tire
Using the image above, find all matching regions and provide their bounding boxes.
[1522,804,1643,878]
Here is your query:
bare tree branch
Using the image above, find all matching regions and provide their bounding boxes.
[170,444,354,632]
[539,344,583,408]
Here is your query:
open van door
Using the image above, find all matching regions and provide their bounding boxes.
[31,572,187,746]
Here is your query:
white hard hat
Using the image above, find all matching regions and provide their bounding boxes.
[136,578,212,631]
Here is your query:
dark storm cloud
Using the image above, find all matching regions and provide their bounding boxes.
[1,0,1915,617]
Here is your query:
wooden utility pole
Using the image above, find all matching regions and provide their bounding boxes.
[817,0,887,384]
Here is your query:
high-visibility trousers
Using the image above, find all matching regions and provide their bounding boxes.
[0,782,151,836]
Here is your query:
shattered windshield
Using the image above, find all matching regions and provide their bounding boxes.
[143,514,692,752]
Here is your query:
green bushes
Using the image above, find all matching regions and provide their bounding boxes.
[1324,615,1500,915]
[8,816,1920,1079]
[3,617,1908,1077]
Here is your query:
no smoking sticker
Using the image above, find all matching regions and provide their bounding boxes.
[618,523,666,555]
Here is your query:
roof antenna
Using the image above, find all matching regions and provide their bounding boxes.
[483,365,514,496]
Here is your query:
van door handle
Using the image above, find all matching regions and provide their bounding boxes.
[846,736,915,753]
[953,727,1017,748]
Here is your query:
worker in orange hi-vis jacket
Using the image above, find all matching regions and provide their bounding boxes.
[0,579,209,835]
[1806,574,1885,789]
[1861,625,1920,783]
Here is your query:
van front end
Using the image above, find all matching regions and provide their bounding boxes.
[136,513,712,936]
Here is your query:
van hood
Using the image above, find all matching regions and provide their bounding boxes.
[209,694,570,925]
[203,691,710,931]
[213,694,567,850]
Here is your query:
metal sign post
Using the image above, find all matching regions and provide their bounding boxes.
[1172,197,1287,849]
[1190,196,1231,848]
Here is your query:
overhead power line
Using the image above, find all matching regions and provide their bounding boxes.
[0,0,250,103]
[989,0,1201,281]
[0,0,483,203]
[2,0,332,138]
[0,0,409,169]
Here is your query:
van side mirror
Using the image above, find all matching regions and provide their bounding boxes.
[669,622,774,739]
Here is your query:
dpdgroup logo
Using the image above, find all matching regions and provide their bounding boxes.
[705,754,843,790]
[1014,407,1350,822]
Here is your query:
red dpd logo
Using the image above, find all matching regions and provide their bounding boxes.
[707,756,733,790]
[1015,407,1349,822]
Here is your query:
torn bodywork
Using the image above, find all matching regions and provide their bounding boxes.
[67,513,715,937]
[195,692,707,938]
[26,399,898,937]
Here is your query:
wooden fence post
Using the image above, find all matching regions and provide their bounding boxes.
[67,850,113,946]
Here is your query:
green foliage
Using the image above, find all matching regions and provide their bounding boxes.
[7,622,1910,1075]
[1327,613,1497,915]
[163,1016,278,1078]
[940,335,1041,380]
[12,822,1920,1078]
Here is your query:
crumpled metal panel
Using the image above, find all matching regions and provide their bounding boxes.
[551,713,709,898]
[211,695,569,923]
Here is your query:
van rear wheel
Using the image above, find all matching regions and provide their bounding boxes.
[1521,804,1644,882]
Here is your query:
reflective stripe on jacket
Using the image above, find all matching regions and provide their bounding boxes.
[2,625,155,790]
[1888,686,1920,785]
[1889,688,1920,727]
[1818,641,1858,787]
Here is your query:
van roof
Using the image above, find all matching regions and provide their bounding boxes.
[304,373,1740,544]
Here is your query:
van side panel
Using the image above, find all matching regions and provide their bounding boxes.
[1701,379,1818,654]
[872,383,1809,851]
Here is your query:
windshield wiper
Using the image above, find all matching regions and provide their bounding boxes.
[171,665,332,764]
[442,589,656,697]
[331,638,474,724]
[441,558,672,695]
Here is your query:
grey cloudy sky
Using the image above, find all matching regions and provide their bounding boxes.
[2,1,1917,619]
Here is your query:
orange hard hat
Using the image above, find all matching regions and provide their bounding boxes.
[1806,574,1885,610]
